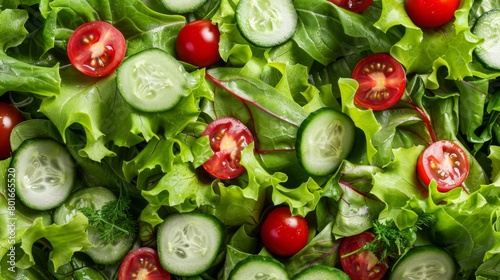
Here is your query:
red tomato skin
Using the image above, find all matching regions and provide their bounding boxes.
[352,53,406,111]
[260,207,309,257]
[176,20,221,68]
[0,102,24,160]
[417,140,469,192]
[328,0,373,13]
[118,247,171,280]
[405,0,461,28]
[340,232,388,280]
[67,21,126,77]
[202,117,254,180]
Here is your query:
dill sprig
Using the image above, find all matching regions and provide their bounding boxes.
[79,185,137,243]
[343,214,435,264]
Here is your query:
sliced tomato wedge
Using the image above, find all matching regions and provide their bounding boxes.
[417,140,470,192]
[340,231,388,280]
[352,53,406,111]
[67,21,126,77]
[118,247,171,280]
[202,117,254,180]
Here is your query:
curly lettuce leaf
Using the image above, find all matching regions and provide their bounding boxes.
[375,0,479,89]
[371,146,426,223]
[39,68,206,162]
[415,183,500,272]
[0,9,60,96]
[17,214,92,271]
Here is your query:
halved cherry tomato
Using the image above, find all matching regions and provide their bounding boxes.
[260,207,309,257]
[405,0,461,28]
[202,117,254,180]
[0,102,24,160]
[417,140,469,192]
[67,21,127,77]
[176,20,221,68]
[118,247,171,280]
[328,0,373,13]
[340,231,388,280]
[352,53,406,111]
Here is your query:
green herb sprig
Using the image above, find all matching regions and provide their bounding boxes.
[343,214,436,264]
[79,185,137,243]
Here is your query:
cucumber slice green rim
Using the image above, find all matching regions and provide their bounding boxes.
[157,212,225,276]
[472,9,500,70]
[229,255,289,280]
[160,0,208,13]
[117,48,192,113]
[12,138,75,211]
[292,265,350,280]
[296,107,356,176]
[235,0,298,48]
[389,245,457,280]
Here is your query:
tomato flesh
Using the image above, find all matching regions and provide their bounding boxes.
[0,102,24,160]
[340,231,388,280]
[417,140,469,192]
[202,117,254,180]
[405,0,461,28]
[352,53,406,111]
[118,247,171,280]
[176,20,221,68]
[328,0,373,13]
[68,21,126,77]
[260,207,309,257]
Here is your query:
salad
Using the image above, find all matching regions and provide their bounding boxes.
[1,0,500,279]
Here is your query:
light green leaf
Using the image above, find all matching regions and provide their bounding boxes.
[17,213,92,271]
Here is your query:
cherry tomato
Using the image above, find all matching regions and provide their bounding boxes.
[352,53,406,111]
[405,0,461,28]
[118,247,171,280]
[0,102,24,160]
[260,207,309,257]
[417,140,469,192]
[67,21,127,77]
[176,20,221,68]
[340,231,388,280]
[328,0,373,13]
[202,117,254,180]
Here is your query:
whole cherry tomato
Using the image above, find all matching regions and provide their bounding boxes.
[260,207,309,257]
[405,0,461,28]
[0,102,24,160]
[176,20,221,68]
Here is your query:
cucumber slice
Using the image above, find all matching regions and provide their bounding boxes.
[235,0,298,47]
[229,256,289,280]
[296,107,356,176]
[117,48,192,113]
[472,9,500,70]
[160,0,208,13]
[11,138,75,211]
[157,213,225,276]
[53,187,134,265]
[292,265,350,280]
[389,245,457,280]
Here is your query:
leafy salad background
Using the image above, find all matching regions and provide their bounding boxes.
[1,0,500,279]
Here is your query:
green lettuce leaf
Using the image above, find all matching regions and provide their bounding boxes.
[41,0,185,56]
[39,68,206,162]
[293,0,396,66]
[376,0,479,89]
[17,213,92,271]
[0,9,60,96]
[286,222,341,277]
